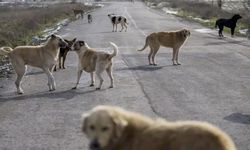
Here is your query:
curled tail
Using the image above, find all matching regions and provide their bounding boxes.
[137,36,149,51]
[0,47,13,55]
[109,42,118,58]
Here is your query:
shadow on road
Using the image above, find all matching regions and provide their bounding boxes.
[0,88,96,102]
[116,64,173,72]
[224,113,250,125]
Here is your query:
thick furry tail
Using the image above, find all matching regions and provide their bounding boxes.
[0,47,13,55]
[109,42,118,58]
[137,36,149,51]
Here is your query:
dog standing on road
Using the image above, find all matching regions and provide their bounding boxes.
[108,14,128,32]
[54,38,76,71]
[138,29,190,66]
[215,14,242,38]
[82,105,236,150]
[0,34,67,94]
[71,41,118,90]
[88,14,93,23]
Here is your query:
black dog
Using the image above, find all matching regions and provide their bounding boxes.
[54,38,76,71]
[88,14,92,23]
[215,14,242,37]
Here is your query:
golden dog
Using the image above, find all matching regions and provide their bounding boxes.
[0,34,67,94]
[138,28,190,66]
[71,41,118,90]
[82,105,236,150]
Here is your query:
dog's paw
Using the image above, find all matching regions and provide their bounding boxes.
[96,87,101,90]
[17,91,24,95]
[72,87,77,90]
[153,63,157,66]
[109,85,114,88]
[89,84,94,87]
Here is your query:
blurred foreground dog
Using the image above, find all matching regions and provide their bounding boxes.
[215,14,242,38]
[71,41,118,90]
[138,29,190,65]
[0,34,67,94]
[108,14,128,32]
[82,105,236,150]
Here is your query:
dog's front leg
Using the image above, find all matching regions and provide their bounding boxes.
[43,68,56,91]
[112,24,115,32]
[72,69,83,89]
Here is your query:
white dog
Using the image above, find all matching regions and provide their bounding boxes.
[108,14,128,32]
[71,41,118,90]
[0,34,67,94]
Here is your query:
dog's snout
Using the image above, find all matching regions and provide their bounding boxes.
[90,139,100,149]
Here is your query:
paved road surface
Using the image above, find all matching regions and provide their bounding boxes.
[0,1,250,150]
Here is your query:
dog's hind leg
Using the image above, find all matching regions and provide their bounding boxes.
[62,52,68,69]
[43,68,56,91]
[90,72,95,87]
[106,65,114,88]
[95,64,106,90]
[219,26,224,37]
[151,45,160,66]
[72,70,83,89]
[148,49,153,65]
[120,24,124,32]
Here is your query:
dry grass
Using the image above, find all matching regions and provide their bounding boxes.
[0,3,93,47]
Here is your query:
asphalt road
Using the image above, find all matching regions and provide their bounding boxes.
[0,1,250,150]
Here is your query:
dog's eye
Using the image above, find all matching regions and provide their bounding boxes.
[101,127,109,132]
[90,125,95,131]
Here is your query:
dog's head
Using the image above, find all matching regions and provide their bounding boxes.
[72,40,86,51]
[50,34,68,48]
[107,13,115,18]
[180,29,191,38]
[64,38,76,50]
[82,106,128,150]
[232,14,242,20]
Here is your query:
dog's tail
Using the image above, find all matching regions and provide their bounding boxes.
[0,47,13,56]
[137,36,149,51]
[109,42,118,58]
[215,20,218,28]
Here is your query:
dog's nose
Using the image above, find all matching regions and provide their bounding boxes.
[90,139,100,149]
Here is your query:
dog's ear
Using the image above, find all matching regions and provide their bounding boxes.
[81,113,89,133]
[72,38,77,43]
[79,41,85,46]
[64,39,69,43]
[112,116,128,138]
[51,34,56,39]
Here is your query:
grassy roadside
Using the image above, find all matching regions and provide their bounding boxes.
[145,0,250,37]
[0,2,98,78]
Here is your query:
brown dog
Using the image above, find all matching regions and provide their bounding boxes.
[82,105,236,150]
[0,34,67,94]
[71,41,118,90]
[54,38,76,71]
[138,28,190,66]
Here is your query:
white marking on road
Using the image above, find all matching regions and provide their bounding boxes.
[124,7,146,36]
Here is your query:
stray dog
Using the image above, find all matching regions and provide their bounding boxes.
[108,14,128,32]
[0,34,67,94]
[54,38,76,71]
[73,9,84,19]
[215,14,242,37]
[82,105,236,150]
[138,28,190,66]
[88,14,93,23]
[71,41,118,90]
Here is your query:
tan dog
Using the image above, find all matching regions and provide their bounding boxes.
[82,105,236,150]
[0,34,67,94]
[138,28,190,66]
[71,41,118,90]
